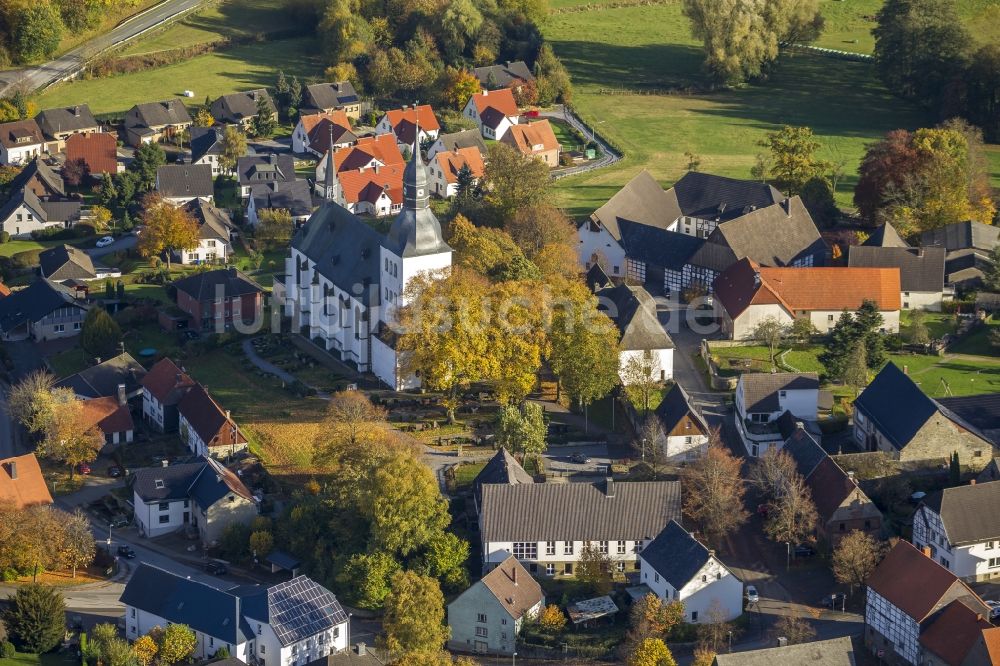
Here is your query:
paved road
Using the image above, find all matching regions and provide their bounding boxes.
[541,105,621,179]
[0,0,206,96]
[87,234,137,259]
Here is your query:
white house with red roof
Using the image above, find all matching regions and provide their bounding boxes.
[314,135,404,199]
[292,110,356,156]
[463,88,519,140]
[337,164,404,217]
[141,357,195,433]
[429,147,485,198]
[177,383,247,458]
[375,105,440,147]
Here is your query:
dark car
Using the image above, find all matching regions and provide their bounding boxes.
[794,544,816,558]
[206,561,228,575]
[107,465,123,478]
[182,330,200,341]
[570,453,591,464]
[117,545,136,559]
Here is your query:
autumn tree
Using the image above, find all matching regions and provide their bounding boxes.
[442,68,481,110]
[7,370,57,435]
[622,593,685,658]
[787,317,817,347]
[138,200,200,273]
[315,389,389,454]
[249,530,274,558]
[692,648,716,666]
[338,552,401,609]
[62,158,89,187]
[833,531,884,596]
[757,125,831,195]
[627,638,677,666]
[365,453,451,557]
[621,354,663,416]
[504,204,576,260]
[538,604,567,632]
[81,306,123,360]
[577,543,614,596]
[89,205,113,233]
[683,435,748,547]
[2,584,65,653]
[255,208,294,249]
[60,509,96,578]
[38,388,103,478]
[750,316,787,368]
[495,402,547,458]
[447,214,539,282]
[156,624,197,666]
[132,635,158,666]
[480,142,551,226]
[771,615,816,645]
[219,126,247,174]
[764,473,818,547]
[382,571,450,654]
[193,108,214,128]
[748,448,797,501]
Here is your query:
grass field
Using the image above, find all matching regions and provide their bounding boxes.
[0,651,78,666]
[36,36,323,115]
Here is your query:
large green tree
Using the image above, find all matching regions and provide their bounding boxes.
[757,125,830,195]
[494,402,547,457]
[2,584,66,653]
[129,142,166,192]
[11,2,63,63]
[480,143,551,226]
[965,45,1000,143]
[382,571,450,654]
[365,454,450,557]
[81,307,122,359]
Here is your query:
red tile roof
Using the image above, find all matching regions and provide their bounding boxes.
[339,164,404,206]
[919,599,992,665]
[470,88,518,117]
[383,105,440,133]
[503,120,559,156]
[433,147,485,184]
[982,628,1000,663]
[141,357,195,406]
[0,453,53,508]
[333,135,403,173]
[0,282,11,297]
[177,383,247,449]
[80,396,134,434]
[301,111,353,154]
[66,133,118,175]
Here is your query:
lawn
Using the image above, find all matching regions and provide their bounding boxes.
[900,310,958,341]
[36,36,323,116]
[0,651,79,666]
[0,239,71,258]
[948,316,1000,356]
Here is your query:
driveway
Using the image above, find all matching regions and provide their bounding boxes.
[87,234,137,259]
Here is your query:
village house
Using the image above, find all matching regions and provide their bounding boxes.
[919,599,1000,666]
[302,81,361,119]
[173,268,263,332]
[292,111,355,156]
[473,61,535,90]
[939,394,1000,448]
[0,186,81,238]
[66,132,120,176]
[156,164,214,205]
[237,154,296,198]
[593,281,674,384]
[478,478,681,576]
[0,453,53,509]
[472,448,535,515]
[713,258,902,340]
[733,372,821,457]
[124,99,192,147]
[853,363,996,469]
[80,390,135,449]
[178,383,248,458]
[426,129,487,160]
[783,426,882,546]
[314,134,404,198]
[177,200,233,265]
[713,636,857,666]
[913,480,1000,582]
[0,278,88,341]
[55,352,146,401]
[11,157,65,199]
[921,221,999,293]
[463,88,518,140]
[246,180,313,227]
[0,119,45,165]
[121,564,349,664]
[639,520,743,623]
[500,119,560,167]
[131,456,256,542]
[189,128,227,177]
[653,383,710,463]
[210,89,276,130]
[429,147,484,199]
[848,246,947,311]
[336,165,404,217]
[448,556,543,655]
[278,142,452,390]
[865,540,991,665]
[40,244,120,282]
[375,105,440,147]
[141,357,195,433]
[34,105,100,151]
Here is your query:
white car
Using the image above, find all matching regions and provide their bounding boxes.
[95,236,115,248]
[986,600,1000,620]
[745,585,759,604]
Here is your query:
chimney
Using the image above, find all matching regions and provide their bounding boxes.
[782,198,792,216]
[7,461,16,480]
[225,409,231,421]
[970,479,977,486]
[117,383,127,407]
[356,643,366,656]
[847,470,855,483]
[795,420,805,431]
[513,566,518,586]
[73,106,81,117]
[482,89,489,97]
[922,545,932,558]
[708,549,715,558]
[903,364,908,375]
[605,477,615,498]
[161,459,169,467]
[95,356,102,364]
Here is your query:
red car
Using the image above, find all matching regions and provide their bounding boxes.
[77,463,92,475]
[524,110,540,118]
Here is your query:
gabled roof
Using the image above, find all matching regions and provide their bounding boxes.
[781,426,828,479]
[920,599,993,666]
[210,89,276,125]
[654,384,709,436]
[127,99,192,129]
[480,479,681,542]
[0,279,87,332]
[39,244,96,281]
[473,448,534,505]
[477,555,544,620]
[479,107,510,131]
[470,88,518,118]
[249,179,313,218]
[923,481,1000,546]
[141,357,195,406]
[853,363,940,450]
[595,283,673,351]
[381,105,440,134]
[80,396,134,435]
[640,520,731,590]
[0,453,53,508]
[132,456,252,506]
[585,263,613,291]
[0,119,44,149]
[238,154,296,188]
[156,164,213,199]
[473,61,535,88]
[339,165,404,208]
[302,111,356,154]
[672,171,783,222]
[183,199,232,242]
[188,456,255,507]
[502,120,559,156]
[0,187,44,225]
[433,147,484,185]
[738,372,818,413]
[618,220,704,272]
[806,456,869,524]
[713,636,855,666]
[240,576,348,647]
[333,135,404,173]
[189,127,223,164]
[938,394,1000,444]
[866,540,983,622]
[303,81,359,111]
[589,170,681,241]
[55,352,146,399]
[35,105,99,138]
[921,221,1000,253]
[39,199,83,223]
[66,133,117,175]
[10,157,65,198]
[863,222,909,248]
[173,268,262,302]
[847,246,945,292]
[433,129,487,155]
[177,383,247,449]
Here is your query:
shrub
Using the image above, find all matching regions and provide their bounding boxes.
[1,584,66,653]
[0,231,8,243]
[0,640,14,658]
[559,153,573,167]
[11,249,42,268]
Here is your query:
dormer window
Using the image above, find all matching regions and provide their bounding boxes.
[154,480,164,489]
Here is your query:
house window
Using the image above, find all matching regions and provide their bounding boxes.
[477,614,487,623]
[209,638,214,647]
[131,609,135,618]
[260,646,265,654]
[864,520,872,529]
[546,541,556,556]
[475,627,487,638]
[828,314,834,321]
[597,541,608,554]
[691,612,698,622]
[564,542,574,556]
[564,563,573,575]
[941,557,950,568]
[654,573,660,583]
[989,558,1000,569]
[702,575,707,582]
[158,515,170,524]
[54,324,65,333]
[546,563,555,576]
[717,573,722,580]
[501,619,507,626]
[988,541,995,550]
[512,542,537,559]
[839,523,846,532]
[183,500,189,508]
[617,541,626,555]
[158,502,169,511]
[779,390,787,398]
[616,562,625,572]
[73,322,81,330]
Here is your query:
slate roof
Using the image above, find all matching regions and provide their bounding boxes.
[0,279,86,332]
[478,555,544,621]
[156,164,213,199]
[618,220,704,271]
[479,479,681,542]
[473,61,535,88]
[141,357,195,406]
[10,157,65,198]
[238,154,296,189]
[588,169,680,241]
[739,372,818,413]
[479,107,509,132]
[863,222,909,248]
[853,363,940,451]
[241,576,348,646]
[173,268,262,302]
[132,456,252,507]
[128,99,192,129]
[672,171,783,221]
[866,540,984,622]
[188,456,255,508]
[919,599,993,666]
[585,263,613,291]
[713,636,855,666]
[921,221,1000,253]
[640,520,730,590]
[0,187,80,226]
[39,199,83,223]
[473,448,534,506]
[184,199,232,242]
[210,89,276,125]
[923,481,1000,546]
[177,383,247,449]
[0,453,53,508]
[250,179,313,218]
[654,383,708,436]
[39,245,96,281]
[190,127,223,164]
[595,283,673,351]
[946,251,992,286]
[55,352,146,399]
[847,246,945,292]
[303,81,359,112]
[503,120,559,156]
[0,119,44,149]
[35,105,99,138]
[65,133,118,175]
[781,426,828,479]
[938,394,1000,444]
[433,130,487,155]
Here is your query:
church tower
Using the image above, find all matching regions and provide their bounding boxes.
[322,124,339,202]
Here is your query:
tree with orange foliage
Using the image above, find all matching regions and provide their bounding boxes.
[137,200,200,274]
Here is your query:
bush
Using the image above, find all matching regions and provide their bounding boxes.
[559,153,573,167]
[0,640,14,658]
[29,225,87,241]
[0,231,9,243]
[1,584,66,653]
[11,249,42,268]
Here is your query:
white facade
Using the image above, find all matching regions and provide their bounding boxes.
[482,539,649,577]
[901,290,943,312]
[865,587,921,666]
[639,555,743,623]
[664,433,709,463]
[133,491,192,538]
[461,96,517,140]
[735,378,818,424]
[913,505,1000,582]
[142,388,166,431]
[374,117,439,147]
[1,141,44,166]
[577,223,626,277]
[125,606,252,662]
[0,201,64,239]
[179,238,230,265]
[192,153,226,177]
[618,348,673,384]
[244,613,346,666]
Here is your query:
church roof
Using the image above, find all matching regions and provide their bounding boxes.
[385,138,451,258]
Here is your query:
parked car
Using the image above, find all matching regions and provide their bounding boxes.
[986,600,1000,620]
[117,545,136,559]
[205,561,228,575]
[107,465,123,478]
[95,236,115,248]
[109,516,129,529]
[570,453,591,464]
[794,544,816,558]
[77,463,91,475]
[910,491,927,504]
[745,585,759,604]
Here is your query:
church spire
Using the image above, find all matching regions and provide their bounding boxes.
[323,123,336,202]
[403,120,428,211]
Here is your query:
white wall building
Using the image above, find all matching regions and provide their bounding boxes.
[913,481,1000,582]
[734,372,820,457]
